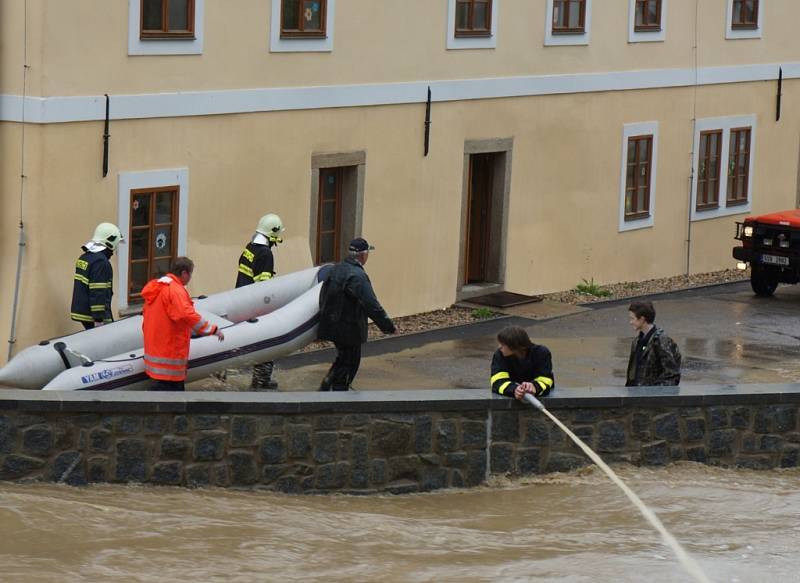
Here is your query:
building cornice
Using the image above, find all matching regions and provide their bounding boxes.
[1,62,798,124]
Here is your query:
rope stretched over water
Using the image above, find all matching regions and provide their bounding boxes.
[523,394,712,583]
[57,453,82,484]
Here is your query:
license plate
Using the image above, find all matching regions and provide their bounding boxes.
[761,254,789,266]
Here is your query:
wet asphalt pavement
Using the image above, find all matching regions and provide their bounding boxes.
[199,281,800,392]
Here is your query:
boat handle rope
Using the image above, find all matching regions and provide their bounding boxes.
[90,320,244,364]
[53,342,93,369]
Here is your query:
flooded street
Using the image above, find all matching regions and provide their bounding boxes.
[5,284,800,581]
[198,282,800,392]
[2,464,798,582]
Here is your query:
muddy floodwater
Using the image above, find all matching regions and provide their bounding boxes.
[1,464,798,582]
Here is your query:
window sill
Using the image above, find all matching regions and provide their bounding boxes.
[551,28,586,35]
[726,198,749,207]
[140,35,197,41]
[695,204,720,212]
[279,32,328,40]
[624,212,651,222]
[454,31,492,38]
[633,26,662,33]
[731,24,759,30]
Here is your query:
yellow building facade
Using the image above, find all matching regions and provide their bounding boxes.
[1,0,798,360]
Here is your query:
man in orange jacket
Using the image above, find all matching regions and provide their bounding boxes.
[142,257,224,391]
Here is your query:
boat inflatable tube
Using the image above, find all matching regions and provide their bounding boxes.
[0,265,330,390]
[42,283,322,391]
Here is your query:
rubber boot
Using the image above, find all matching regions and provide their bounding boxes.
[319,373,333,391]
[252,362,278,391]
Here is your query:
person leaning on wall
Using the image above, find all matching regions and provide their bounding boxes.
[625,300,682,387]
[490,325,555,400]
[142,256,224,391]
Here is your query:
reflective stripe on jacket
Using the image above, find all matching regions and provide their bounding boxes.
[70,250,113,324]
[490,344,555,398]
[141,273,218,381]
[235,242,274,288]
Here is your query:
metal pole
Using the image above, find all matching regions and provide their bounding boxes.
[8,0,29,361]
[7,224,26,360]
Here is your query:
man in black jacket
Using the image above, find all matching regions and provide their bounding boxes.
[318,238,396,391]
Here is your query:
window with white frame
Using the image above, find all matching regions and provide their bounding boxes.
[619,122,658,232]
[270,0,335,52]
[447,0,498,50]
[545,0,592,46]
[691,116,756,221]
[629,0,667,43]
[726,0,763,39]
[117,169,189,310]
[128,0,204,55]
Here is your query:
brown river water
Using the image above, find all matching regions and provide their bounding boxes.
[1,464,798,582]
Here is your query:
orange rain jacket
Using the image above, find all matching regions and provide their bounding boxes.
[141,274,218,381]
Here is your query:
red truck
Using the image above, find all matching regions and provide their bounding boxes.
[733,209,800,296]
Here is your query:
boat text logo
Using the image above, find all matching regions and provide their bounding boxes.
[81,365,135,385]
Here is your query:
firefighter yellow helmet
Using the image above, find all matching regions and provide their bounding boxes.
[255,214,284,238]
[92,222,124,251]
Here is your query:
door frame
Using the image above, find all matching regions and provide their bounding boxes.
[456,137,513,300]
[310,151,367,264]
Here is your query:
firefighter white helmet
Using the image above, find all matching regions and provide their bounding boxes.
[92,222,124,251]
[255,214,284,237]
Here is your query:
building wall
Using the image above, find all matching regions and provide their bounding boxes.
[1,0,799,359]
[0,79,791,351]
[32,0,799,96]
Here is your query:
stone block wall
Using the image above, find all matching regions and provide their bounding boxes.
[0,407,490,494]
[0,386,798,493]
[489,404,800,476]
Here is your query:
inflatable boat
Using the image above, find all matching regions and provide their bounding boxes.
[42,284,322,391]
[0,266,328,390]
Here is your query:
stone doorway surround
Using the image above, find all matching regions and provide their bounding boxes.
[457,138,513,302]
[309,151,367,263]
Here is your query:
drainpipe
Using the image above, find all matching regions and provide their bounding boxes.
[685,0,700,276]
[8,0,29,360]
[7,224,27,361]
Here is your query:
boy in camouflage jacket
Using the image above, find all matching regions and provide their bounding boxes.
[625,300,682,387]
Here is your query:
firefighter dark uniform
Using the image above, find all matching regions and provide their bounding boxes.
[236,241,275,287]
[70,248,114,328]
[236,218,282,389]
[490,343,555,398]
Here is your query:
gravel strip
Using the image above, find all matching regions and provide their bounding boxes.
[542,268,748,305]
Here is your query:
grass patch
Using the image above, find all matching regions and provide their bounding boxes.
[575,278,611,297]
[471,307,495,320]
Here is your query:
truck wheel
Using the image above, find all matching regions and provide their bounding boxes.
[751,268,778,297]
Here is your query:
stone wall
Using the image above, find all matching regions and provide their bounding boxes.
[491,404,800,476]
[0,386,797,493]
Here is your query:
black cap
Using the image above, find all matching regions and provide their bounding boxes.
[348,237,375,253]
